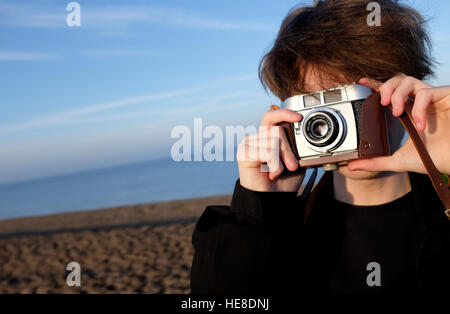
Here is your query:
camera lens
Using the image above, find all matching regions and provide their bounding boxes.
[310,118,329,139]
[303,110,340,148]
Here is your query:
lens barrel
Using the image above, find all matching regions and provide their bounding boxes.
[302,108,345,151]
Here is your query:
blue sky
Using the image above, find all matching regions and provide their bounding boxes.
[1,0,450,184]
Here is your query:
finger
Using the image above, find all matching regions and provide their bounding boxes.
[246,129,299,172]
[267,156,284,181]
[236,143,259,163]
[348,136,429,174]
[411,88,433,132]
[378,76,405,107]
[244,135,278,162]
[359,76,404,107]
[238,132,272,163]
[358,78,383,92]
[252,138,284,181]
[245,127,274,146]
[429,86,450,104]
[278,129,299,172]
[239,144,285,180]
[261,109,302,127]
[244,133,259,144]
[412,86,450,131]
[390,78,417,117]
[237,141,276,166]
[347,155,399,172]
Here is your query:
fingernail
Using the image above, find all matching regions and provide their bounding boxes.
[290,159,299,170]
[286,158,294,169]
[416,121,423,131]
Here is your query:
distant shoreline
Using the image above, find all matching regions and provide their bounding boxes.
[0,194,232,238]
[0,158,239,221]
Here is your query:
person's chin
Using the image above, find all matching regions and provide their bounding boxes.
[337,165,382,180]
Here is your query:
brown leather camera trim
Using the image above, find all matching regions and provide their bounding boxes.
[299,151,359,168]
[358,92,391,158]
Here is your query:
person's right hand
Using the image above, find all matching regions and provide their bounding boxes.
[237,109,305,192]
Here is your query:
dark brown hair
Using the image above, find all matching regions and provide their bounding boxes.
[259,0,434,101]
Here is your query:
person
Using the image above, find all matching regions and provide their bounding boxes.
[190,0,450,294]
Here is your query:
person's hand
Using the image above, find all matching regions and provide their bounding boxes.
[237,109,305,192]
[348,75,450,175]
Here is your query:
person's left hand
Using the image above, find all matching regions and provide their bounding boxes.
[348,74,450,175]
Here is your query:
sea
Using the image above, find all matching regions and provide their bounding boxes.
[0,158,240,221]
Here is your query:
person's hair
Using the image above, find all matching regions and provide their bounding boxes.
[259,0,434,101]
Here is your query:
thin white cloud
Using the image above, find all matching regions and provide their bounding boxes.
[0,3,276,32]
[0,49,163,62]
[0,51,60,61]
[0,74,256,136]
[0,3,63,28]
[79,49,165,58]
[65,91,259,125]
[0,88,201,136]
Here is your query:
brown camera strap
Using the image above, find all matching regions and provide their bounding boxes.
[393,107,450,219]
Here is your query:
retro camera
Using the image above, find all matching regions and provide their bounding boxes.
[281,84,391,171]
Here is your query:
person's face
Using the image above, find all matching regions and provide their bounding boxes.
[302,68,405,180]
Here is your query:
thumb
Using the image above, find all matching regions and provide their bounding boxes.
[347,155,400,173]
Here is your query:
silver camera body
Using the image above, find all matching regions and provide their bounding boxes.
[281,84,372,161]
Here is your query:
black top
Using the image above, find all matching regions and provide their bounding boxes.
[190,173,450,295]
[330,192,420,294]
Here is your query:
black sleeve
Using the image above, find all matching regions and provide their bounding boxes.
[190,180,305,294]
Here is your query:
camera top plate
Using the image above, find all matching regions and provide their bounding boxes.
[281,84,372,111]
